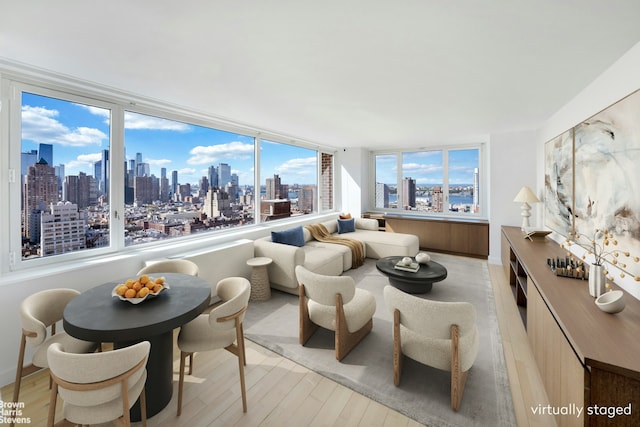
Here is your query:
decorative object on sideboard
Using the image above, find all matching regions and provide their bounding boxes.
[415,252,431,264]
[513,186,540,230]
[562,228,640,297]
[595,290,625,314]
[589,263,606,298]
[547,257,587,280]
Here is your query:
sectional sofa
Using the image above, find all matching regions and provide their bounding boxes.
[254,217,419,295]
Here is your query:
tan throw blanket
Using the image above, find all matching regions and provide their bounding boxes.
[305,224,365,268]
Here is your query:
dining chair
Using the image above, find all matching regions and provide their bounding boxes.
[383,285,479,411]
[13,288,99,417]
[176,277,251,415]
[136,258,200,276]
[47,340,151,427]
[295,265,376,361]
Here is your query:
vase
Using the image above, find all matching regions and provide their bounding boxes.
[589,264,606,298]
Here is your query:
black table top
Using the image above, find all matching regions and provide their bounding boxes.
[63,272,211,343]
[376,256,448,283]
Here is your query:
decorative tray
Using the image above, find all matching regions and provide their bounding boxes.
[112,276,169,304]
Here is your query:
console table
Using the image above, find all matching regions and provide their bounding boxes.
[501,226,640,427]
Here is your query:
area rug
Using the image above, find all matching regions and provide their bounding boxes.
[243,253,516,427]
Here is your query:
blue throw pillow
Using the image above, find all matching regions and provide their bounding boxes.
[271,226,305,247]
[337,218,355,234]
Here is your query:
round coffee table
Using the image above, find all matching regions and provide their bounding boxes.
[376,256,447,294]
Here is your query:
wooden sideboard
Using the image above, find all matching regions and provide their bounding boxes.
[368,214,489,258]
[501,225,640,427]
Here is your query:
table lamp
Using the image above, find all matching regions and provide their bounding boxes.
[513,186,539,230]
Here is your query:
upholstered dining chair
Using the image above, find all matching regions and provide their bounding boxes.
[383,285,479,411]
[13,288,99,414]
[47,340,151,427]
[295,265,376,361]
[176,277,251,416]
[136,258,200,276]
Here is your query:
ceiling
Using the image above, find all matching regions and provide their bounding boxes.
[2,1,640,150]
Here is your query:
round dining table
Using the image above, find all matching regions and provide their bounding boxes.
[63,272,211,421]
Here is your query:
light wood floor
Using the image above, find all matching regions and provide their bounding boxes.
[1,263,555,426]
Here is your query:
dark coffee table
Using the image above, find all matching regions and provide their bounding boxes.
[376,256,447,293]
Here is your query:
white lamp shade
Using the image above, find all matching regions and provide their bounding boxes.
[513,186,540,203]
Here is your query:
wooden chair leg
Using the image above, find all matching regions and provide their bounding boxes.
[393,309,403,386]
[236,320,248,412]
[450,324,468,411]
[177,351,189,416]
[121,381,131,427]
[334,294,373,361]
[140,387,147,427]
[47,382,58,427]
[188,353,194,375]
[12,334,27,407]
[299,284,318,345]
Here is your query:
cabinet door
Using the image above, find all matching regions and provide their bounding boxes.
[528,285,585,427]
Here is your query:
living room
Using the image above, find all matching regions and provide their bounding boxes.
[2,2,640,426]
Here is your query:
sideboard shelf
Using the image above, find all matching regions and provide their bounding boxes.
[501,225,640,427]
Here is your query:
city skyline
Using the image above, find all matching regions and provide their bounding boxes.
[21,92,318,187]
[375,150,479,185]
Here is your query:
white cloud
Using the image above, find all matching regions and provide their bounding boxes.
[275,157,317,176]
[125,112,191,131]
[187,141,254,165]
[22,105,107,147]
[145,158,172,167]
[65,152,102,174]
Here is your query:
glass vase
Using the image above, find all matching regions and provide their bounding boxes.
[589,264,606,298]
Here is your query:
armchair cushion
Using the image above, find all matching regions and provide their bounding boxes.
[337,218,356,234]
[271,226,305,247]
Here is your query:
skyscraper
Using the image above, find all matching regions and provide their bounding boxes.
[23,159,58,242]
[218,163,231,187]
[402,177,416,210]
[375,182,389,208]
[171,170,178,196]
[38,143,53,166]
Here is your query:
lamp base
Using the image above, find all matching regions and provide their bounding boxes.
[520,202,531,230]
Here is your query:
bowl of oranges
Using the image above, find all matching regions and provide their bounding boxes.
[112,274,169,304]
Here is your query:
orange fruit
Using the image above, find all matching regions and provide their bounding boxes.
[132,281,142,292]
[139,274,150,284]
[115,285,128,296]
[124,289,137,298]
[145,280,155,289]
[137,287,150,298]
[155,277,165,284]
[152,284,163,293]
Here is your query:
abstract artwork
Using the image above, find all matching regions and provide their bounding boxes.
[545,88,640,280]
[544,128,573,235]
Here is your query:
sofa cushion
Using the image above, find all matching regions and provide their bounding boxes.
[337,218,356,234]
[271,226,305,247]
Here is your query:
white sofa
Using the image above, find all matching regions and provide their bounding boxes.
[254,217,419,295]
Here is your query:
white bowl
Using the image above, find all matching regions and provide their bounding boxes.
[595,290,625,314]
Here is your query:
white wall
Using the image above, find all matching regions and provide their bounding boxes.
[338,147,369,216]
[488,130,539,264]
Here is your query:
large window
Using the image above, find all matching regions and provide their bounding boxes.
[373,146,484,217]
[7,79,334,269]
[21,92,111,260]
[123,112,255,246]
[259,140,319,221]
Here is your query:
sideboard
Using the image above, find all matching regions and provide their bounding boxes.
[501,226,640,427]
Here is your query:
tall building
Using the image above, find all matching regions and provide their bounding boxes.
[23,159,59,242]
[38,143,53,166]
[375,182,390,208]
[402,177,416,210]
[208,165,218,188]
[136,162,150,177]
[133,176,154,205]
[218,163,231,187]
[300,186,315,213]
[202,188,231,219]
[432,186,444,212]
[54,164,65,197]
[100,149,109,200]
[21,149,38,176]
[265,174,283,200]
[64,172,95,209]
[40,202,87,256]
[171,170,178,196]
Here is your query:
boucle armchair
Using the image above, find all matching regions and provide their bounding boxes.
[295,265,376,361]
[383,285,479,411]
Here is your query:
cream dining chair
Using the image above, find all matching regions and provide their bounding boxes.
[13,288,99,416]
[176,277,251,415]
[383,285,479,411]
[295,265,376,361]
[47,340,151,427]
[136,258,200,276]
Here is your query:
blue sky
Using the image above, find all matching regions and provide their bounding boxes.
[21,92,318,188]
[376,149,479,185]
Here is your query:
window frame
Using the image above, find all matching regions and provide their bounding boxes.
[370,144,486,219]
[3,73,336,274]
